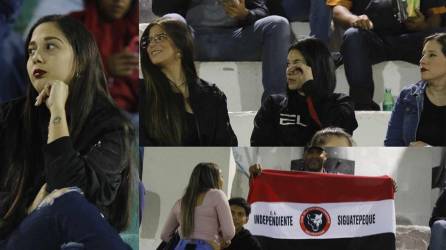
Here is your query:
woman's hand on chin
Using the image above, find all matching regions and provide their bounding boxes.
[35,80,69,113]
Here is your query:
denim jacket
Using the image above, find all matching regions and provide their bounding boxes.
[384,80,427,146]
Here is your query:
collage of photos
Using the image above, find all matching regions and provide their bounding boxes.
[0,0,446,249]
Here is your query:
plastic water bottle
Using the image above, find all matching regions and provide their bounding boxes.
[383,88,395,111]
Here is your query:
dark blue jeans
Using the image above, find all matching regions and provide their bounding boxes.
[430,220,446,250]
[340,27,446,110]
[0,189,130,250]
[175,239,213,250]
[281,0,332,44]
[164,13,291,102]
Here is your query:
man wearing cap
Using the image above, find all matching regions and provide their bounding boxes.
[249,146,328,177]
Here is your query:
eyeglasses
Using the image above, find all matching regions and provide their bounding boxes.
[141,33,168,49]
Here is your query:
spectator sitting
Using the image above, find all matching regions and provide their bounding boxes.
[160,163,235,250]
[152,0,291,102]
[70,0,139,115]
[266,0,332,44]
[139,17,237,146]
[226,197,263,250]
[310,126,355,147]
[0,15,134,249]
[250,38,357,146]
[328,0,446,110]
[429,189,446,250]
[385,33,446,146]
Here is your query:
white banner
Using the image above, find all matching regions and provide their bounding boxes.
[247,200,396,239]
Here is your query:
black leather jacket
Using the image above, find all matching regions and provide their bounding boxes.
[140,78,238,146]
[0,96,134,238]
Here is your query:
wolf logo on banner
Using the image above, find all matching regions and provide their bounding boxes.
[300,207,331,236]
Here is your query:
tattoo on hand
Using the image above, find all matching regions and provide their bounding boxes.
[52,116,62,125]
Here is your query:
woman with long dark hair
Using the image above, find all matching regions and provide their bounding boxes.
[140,17,238,146]
[385,33,446,146]
[251,37,358,146]
[0,15,134,249]
[161,163,235,250]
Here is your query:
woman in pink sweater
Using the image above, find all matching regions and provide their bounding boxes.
[161,162,235,250]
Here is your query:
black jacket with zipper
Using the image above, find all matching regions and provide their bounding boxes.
[251,80,358,146]
[0,96,133,238]
[140,78,238,146]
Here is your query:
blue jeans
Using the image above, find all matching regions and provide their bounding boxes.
[281,0,331,44]
[340,27,446,110]
[175,239,213,250]
[430,220,446,250]
[164,13,290,102]
[1,189,130,250]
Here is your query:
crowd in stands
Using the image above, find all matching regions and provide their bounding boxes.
[142,0,446,147]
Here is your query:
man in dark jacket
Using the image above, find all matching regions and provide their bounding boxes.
[328,0,446,110]
[429,190,446,250]
[152,0,291,101]
[227,197,263,250]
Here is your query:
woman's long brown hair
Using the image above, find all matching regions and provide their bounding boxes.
[140,17,198,145]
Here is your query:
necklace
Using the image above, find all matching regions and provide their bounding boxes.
[167,77,186,87]
[168,79,189,98]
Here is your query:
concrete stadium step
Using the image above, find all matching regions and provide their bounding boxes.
[141,23,420,113]
[290,21,311,40]
[229,111,392,146]
[196,62,263,111]
[198,60,419,112]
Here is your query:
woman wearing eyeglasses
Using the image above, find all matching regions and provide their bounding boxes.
[140,17,238,146]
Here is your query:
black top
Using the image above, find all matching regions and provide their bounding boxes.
[430,190,446,227]
[269,91,318,145]
[226,228,263,250]
[183,111,200,146]
[416,93,446,146]
[250,80,358,146]
[0,96,133,238]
